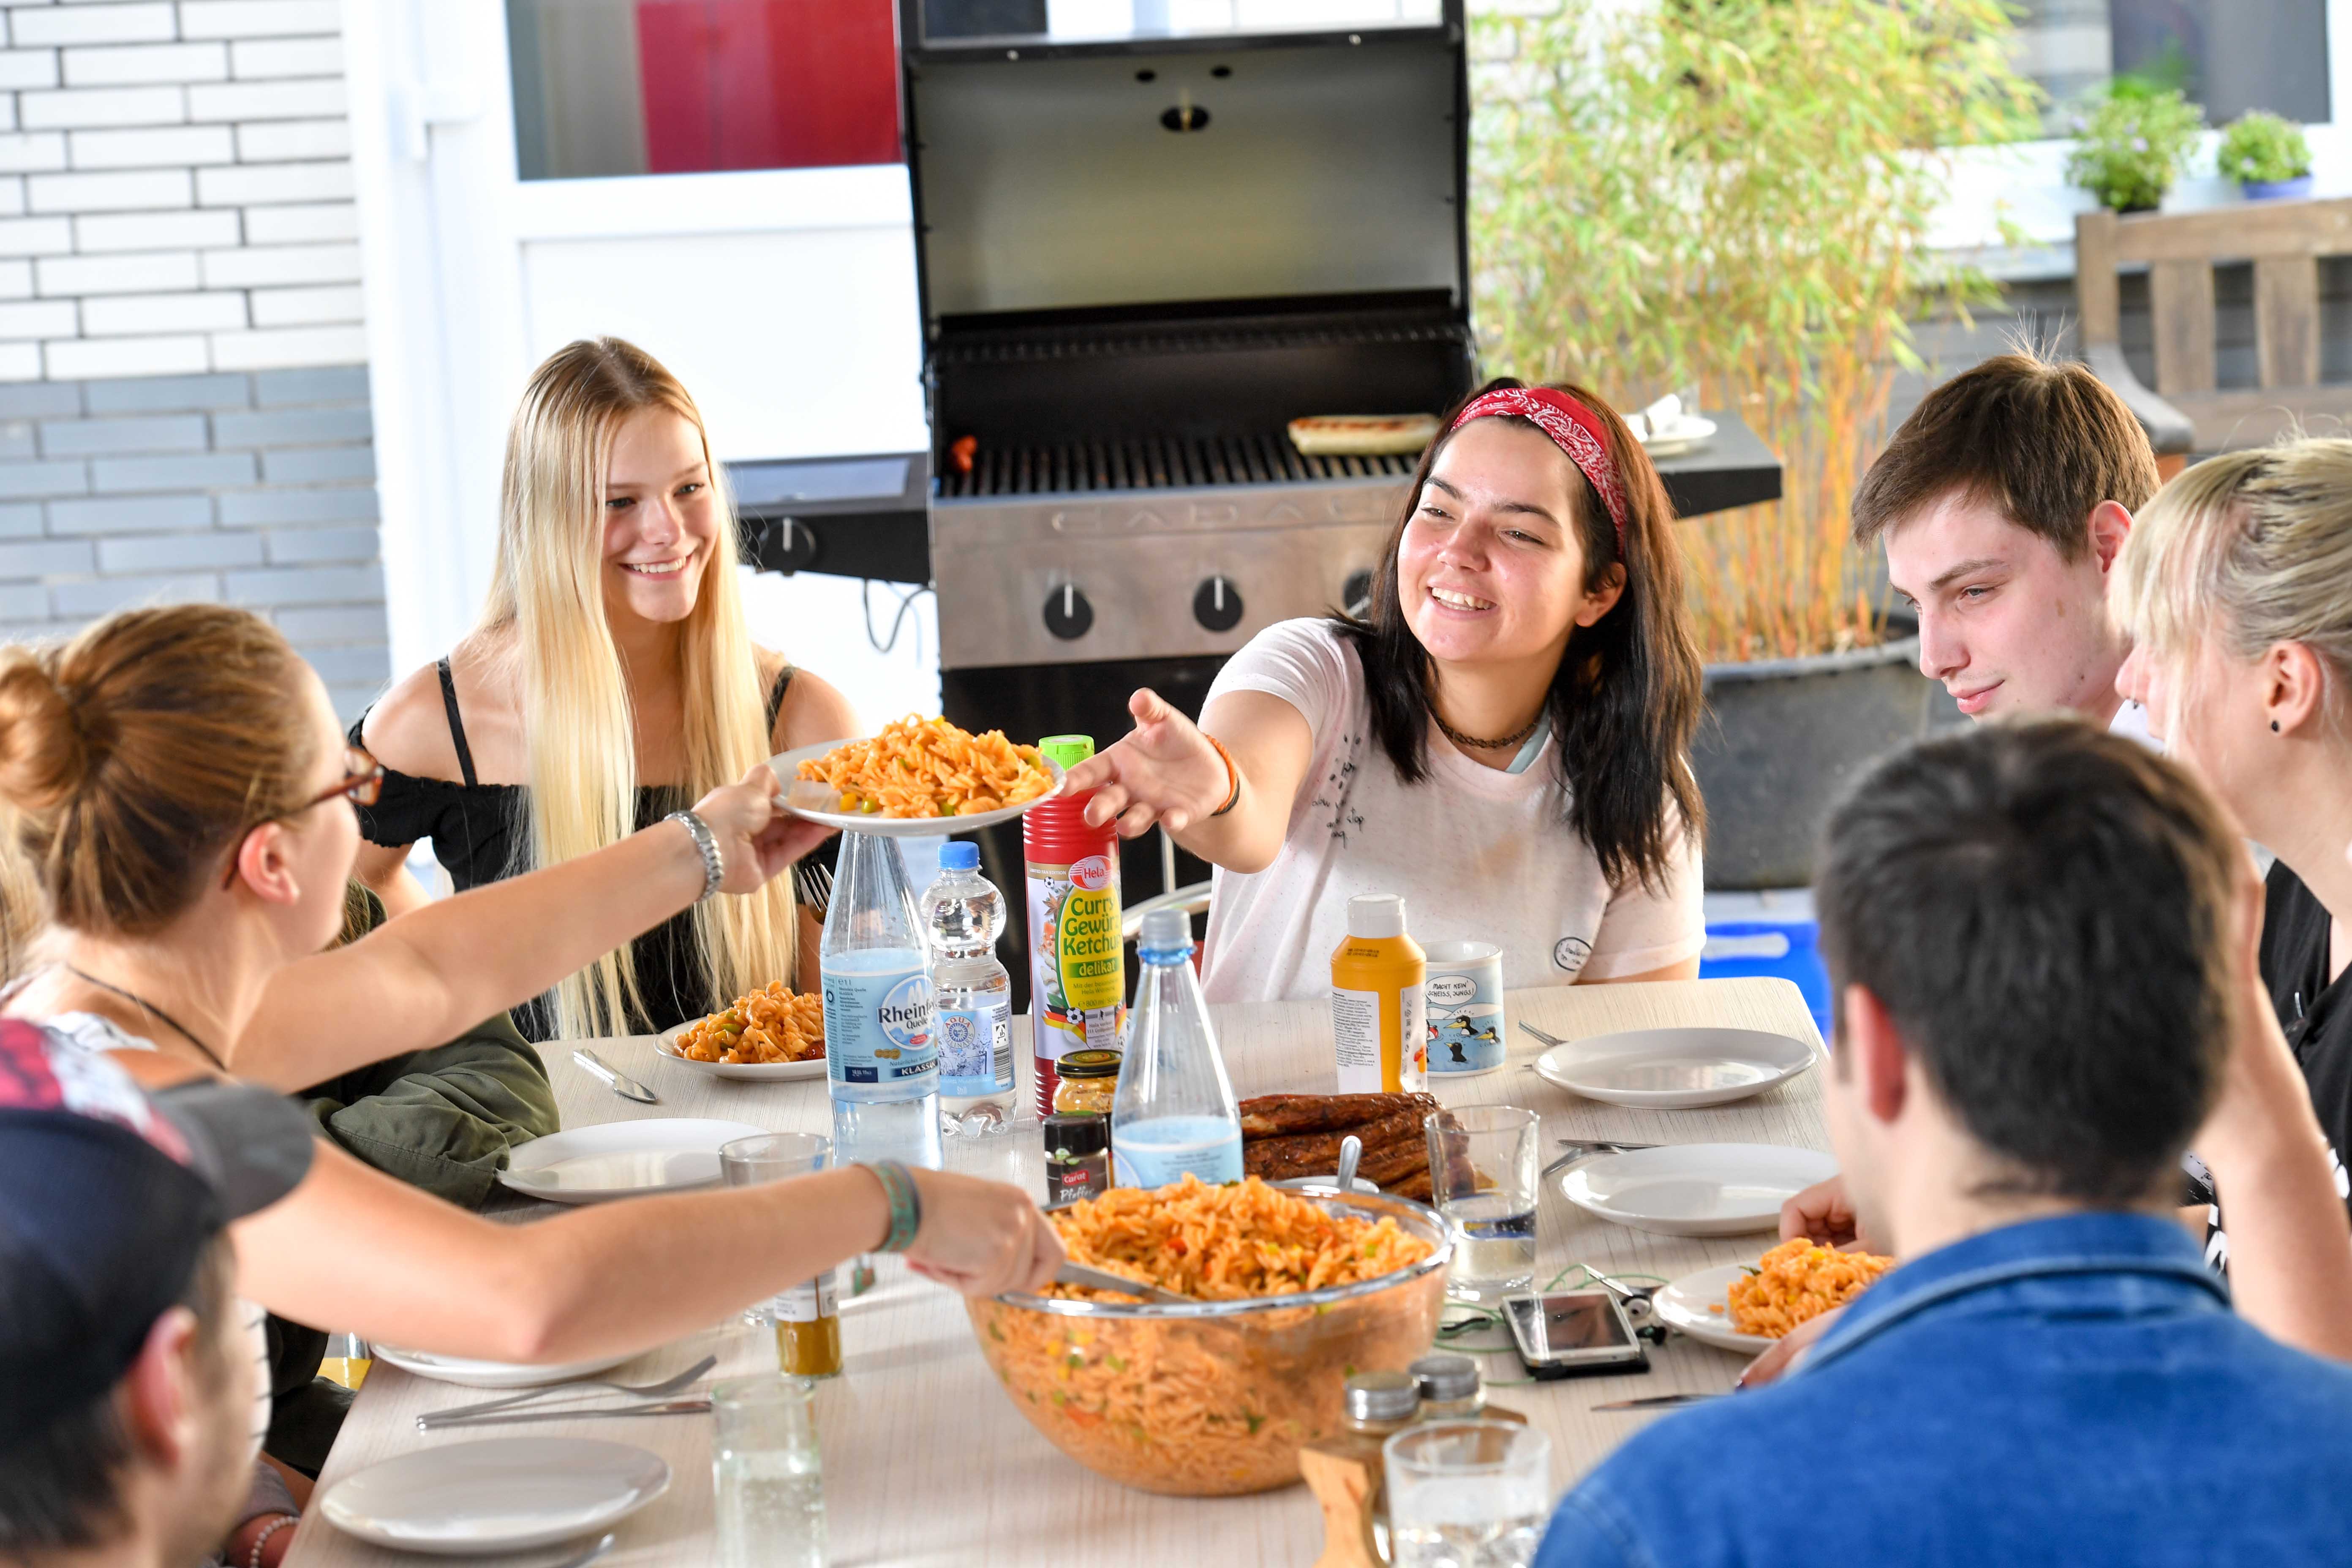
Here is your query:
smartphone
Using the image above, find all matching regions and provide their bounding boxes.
[1503,1290,1651,1380]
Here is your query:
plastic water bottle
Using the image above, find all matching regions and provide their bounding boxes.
[921,841,1015,1136]
[1111,906,1242,1188]
[821,831,942,1169]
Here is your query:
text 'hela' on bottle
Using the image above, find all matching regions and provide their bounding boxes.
[821,832,943,1170]
[1112,905,1242,1189]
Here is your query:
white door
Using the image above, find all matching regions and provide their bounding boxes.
[340,0,935,714]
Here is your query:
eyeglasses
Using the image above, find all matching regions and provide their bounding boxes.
[220,747,386,890]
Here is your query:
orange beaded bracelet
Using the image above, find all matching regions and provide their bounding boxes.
[1204,733,1241,818]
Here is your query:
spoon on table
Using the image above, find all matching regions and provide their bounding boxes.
[1055,1262,1194,1305]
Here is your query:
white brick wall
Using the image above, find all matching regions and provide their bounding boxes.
[0,0,360,379]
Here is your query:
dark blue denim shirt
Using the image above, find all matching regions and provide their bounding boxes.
[1536,1211,2352,1568]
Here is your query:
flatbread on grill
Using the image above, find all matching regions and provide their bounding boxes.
[1287,414,1440,457]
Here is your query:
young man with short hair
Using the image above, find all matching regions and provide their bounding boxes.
[1851,350,2158,729]
[0,1022,316,1568]
[1534,721,2352,1568]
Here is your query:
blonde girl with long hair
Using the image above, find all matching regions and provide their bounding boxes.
[2109,436,2352,1364]
[357,338,855,1039]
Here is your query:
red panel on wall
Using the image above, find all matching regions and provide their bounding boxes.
[636,0,900,174]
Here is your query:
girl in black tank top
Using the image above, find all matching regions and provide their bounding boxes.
[349,660,831,1040]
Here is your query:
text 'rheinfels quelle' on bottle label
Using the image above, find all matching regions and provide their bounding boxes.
[823,955,939,1086]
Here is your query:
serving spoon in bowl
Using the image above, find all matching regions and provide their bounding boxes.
[1055,1262,1194,1305]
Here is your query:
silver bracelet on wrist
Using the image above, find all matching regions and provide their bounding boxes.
[667,809,725,901]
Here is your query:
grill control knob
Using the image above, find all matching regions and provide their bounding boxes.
[1343,569,1375,617]
[1193,575,1245,633]
[1043,582,1093,641]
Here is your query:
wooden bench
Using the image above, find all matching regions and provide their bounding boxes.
[2077,196,2352,472]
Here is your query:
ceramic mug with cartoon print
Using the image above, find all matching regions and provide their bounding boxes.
[1423,939,1506,1075]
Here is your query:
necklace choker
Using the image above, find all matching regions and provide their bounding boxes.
[1433,708,1544,752]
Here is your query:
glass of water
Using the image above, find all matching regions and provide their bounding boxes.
[712,1373,827,1568]
[1426,1105,1540,1302]
[721,1133,831,1326]
[1384,1420,1552,1568]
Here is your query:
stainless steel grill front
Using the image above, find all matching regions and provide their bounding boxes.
[939,430,1424,498]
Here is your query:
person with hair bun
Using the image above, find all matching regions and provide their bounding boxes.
[0,603,1059,1379]
[1064,378,1707,1003]
[355,336,857,1041]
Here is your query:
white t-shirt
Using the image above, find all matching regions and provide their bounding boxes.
[1198,618,1706,1004]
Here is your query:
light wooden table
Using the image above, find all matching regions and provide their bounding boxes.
[286,978,1824,1568]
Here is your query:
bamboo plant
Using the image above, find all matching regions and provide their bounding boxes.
[1471,0,2040,662]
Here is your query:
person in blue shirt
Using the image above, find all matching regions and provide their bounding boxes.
[1535,718,2352,1568]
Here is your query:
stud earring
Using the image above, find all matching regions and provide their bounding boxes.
[2271,720,2282,732]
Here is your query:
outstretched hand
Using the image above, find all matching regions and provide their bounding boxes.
[693,764,837,893]
[1059,688,1231,840]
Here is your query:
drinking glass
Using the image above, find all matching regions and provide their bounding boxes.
[1383,1420,1552,1568]
[1425,1105,1540,1302]
[712,1374,826,1568]
[721,1134,831,1326]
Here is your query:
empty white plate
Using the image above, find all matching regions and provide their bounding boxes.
[1533,1027,1816,1109]
[772,738,1064,837]
[369,1342,638,1389]
[498,1118,768,1204]
[654,1025,828,1081]
[1557,1143,1837,1236]
[1652,1263,1777,1356]
[318,1437,669,1554]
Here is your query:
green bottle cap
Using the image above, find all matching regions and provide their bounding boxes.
[1037,735,1095,770]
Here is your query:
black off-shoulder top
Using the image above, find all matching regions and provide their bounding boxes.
[350,660,812,1041]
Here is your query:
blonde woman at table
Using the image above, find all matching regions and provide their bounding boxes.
[354,336,857,1041]
[0,604,1061,1371]
[1064,379,1707,1002]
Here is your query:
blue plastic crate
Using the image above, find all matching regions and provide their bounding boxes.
[1699,918,1831,1046]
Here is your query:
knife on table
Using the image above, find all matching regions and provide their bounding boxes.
[421,1398,712,1430]
[573,1048,658,1105]
[1592,1393,1725,1412]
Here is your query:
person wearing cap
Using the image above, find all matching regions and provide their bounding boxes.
[1063,378,1707,1003]
[0,604,1060,1394]
[0,1018,316,1568]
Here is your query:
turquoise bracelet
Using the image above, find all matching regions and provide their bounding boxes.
[864,1160,921,1253]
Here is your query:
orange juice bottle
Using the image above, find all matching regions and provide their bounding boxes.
[1329,893,1427,1094]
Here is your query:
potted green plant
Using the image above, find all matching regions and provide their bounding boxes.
[2065,81,2205,212]
[1473,0,2038,887]
[2218,110,2313,201]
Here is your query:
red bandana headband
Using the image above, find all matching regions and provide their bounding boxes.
[1447,387,1629,550]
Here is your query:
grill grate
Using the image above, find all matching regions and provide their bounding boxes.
[934,319,1464,368]
[939,430,1423,498]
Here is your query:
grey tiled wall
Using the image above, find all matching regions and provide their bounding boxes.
[0,362,385,719]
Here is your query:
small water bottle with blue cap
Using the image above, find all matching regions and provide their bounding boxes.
[1111,906,1242,1189]
[921,840,1015,1135]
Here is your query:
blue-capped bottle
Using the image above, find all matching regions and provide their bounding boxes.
[920,841,1015,1136]
[821,831,943,1169]
[1111,906,1242,1189]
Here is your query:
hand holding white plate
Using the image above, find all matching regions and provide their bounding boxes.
[498,1118,770,1204]
[1652,1263,1778,1356]
[318,1437,669,1554]
[770,737,1064,838]
[1532,1026,1816,1110]
[1556,1142,1837,1237]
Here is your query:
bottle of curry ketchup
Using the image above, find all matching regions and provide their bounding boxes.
[1025,735,1125,1119]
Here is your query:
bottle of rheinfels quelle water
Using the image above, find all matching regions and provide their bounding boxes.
[822,831,943,1170]
[921,841,1015,1136]
[1111,906,1241,1188]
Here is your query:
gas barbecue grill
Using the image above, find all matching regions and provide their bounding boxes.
[882,0,1777,1005]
